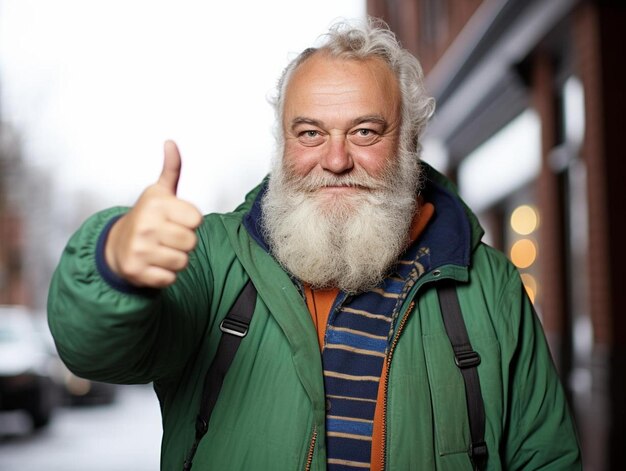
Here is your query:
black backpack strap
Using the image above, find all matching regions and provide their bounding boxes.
[183,279,257,470]
[437,283,487,470]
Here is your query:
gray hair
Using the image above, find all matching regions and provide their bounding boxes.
[271,18,435,156]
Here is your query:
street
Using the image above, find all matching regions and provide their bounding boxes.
[0,384,162,470]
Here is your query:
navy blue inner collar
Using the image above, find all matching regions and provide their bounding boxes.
[243,183,271,252]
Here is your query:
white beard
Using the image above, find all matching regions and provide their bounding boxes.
[261,149,423,294]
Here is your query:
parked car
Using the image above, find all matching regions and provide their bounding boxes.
[57,370,118,406]
[0,305,59,429]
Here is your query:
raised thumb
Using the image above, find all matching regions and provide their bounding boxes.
[158,140,182,194]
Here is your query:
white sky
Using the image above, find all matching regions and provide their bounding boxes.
[0,0,366,214]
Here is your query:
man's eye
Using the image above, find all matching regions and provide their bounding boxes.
[297,130,321,139]
[349,128,379,145]
[297,130,324,146]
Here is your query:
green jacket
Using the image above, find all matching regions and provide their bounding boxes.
[48,165,581,470]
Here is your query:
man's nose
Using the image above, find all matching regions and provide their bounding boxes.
[320,134,353,174]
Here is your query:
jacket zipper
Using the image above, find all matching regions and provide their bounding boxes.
[304,426,318,471]
[380,300,416,471]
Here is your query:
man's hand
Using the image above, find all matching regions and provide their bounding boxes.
[105,140,203,288]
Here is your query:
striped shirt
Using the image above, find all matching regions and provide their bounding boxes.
[305,202,435,469]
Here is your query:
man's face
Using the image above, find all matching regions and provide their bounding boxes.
[281,53,402,203]
[262,52,420,293]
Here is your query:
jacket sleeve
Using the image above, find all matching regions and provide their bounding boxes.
[47,207,212,385]
[499,270,582,470]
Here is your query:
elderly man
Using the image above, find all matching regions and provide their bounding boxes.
[48,19,581,470]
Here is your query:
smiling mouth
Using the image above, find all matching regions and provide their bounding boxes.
[320,184,369,191]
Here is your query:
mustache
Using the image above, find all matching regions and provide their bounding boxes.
[282,165,394,193]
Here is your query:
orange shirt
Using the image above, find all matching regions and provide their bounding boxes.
[303,200,435,467]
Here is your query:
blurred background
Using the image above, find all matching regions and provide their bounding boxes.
[0,0,624,470]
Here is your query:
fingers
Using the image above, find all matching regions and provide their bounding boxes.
[104,139,205,289]
[158,221,198,253]
[157,140,182,194]
[111,240,194,288]
[138,266,177,289]
[165,199,203,230]
[146,245,191,273]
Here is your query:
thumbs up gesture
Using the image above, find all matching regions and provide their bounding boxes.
[104,140,203,288]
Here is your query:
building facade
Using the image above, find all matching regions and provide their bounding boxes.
[367,0,626,469]
[0,128,29,306]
